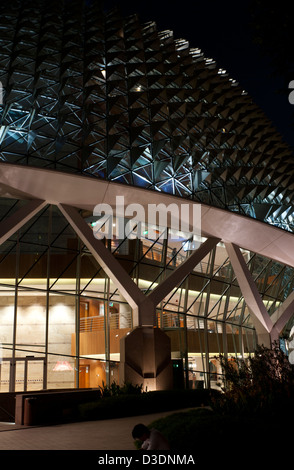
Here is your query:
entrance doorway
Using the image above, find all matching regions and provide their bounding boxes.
[0,357,46,392]
[77,360,107,389]
[79,365,90,388]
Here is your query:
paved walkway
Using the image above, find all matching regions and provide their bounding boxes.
[0,408,191,451]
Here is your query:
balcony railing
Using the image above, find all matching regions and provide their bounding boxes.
[80,312,132,332]
[80,315,104,332]
[157,311,185,328]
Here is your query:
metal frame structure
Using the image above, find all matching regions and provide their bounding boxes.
[0,187,292,391]
[0,2,293,230]
[0,1,293,392]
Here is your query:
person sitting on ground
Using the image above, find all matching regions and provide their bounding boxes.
[132,423,170,450]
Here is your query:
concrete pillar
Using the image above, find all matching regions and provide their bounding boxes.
[269,325,280,345]
[57,207,223,390]
[225,242,273,347]
[224,242,294,349]
[119,326,173,391]
[270,290,294,342]
[257,332,272,348]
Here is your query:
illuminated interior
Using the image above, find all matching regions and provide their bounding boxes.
[0,3,294,393]
[0,200,290,393]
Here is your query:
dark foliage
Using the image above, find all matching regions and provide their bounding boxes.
[212,342,294,418]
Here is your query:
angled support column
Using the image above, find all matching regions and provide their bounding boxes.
[270,290,294,341]
[148,237,220,307]
[57,203,174,390]
[58,203,153,325]
[0,199,47,245]
[225,242,273,347]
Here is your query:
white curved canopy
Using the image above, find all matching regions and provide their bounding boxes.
[0,162,293,269]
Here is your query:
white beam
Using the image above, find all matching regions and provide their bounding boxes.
[1,163,294,269]
[272,290,294,334]
[225,242,273,336]
[58,203,154,326]
[148,237,220,307]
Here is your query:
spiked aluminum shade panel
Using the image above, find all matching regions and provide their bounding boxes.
[0,0,293,230]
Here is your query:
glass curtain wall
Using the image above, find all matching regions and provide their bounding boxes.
[0,198,292,393]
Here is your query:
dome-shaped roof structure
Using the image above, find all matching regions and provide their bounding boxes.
[0,0,293,230]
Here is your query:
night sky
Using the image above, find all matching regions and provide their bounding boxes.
[103,0,294,150]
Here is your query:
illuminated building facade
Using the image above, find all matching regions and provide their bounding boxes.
[0,0,294,393]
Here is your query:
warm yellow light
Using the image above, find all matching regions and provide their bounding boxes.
[0,278,280,308]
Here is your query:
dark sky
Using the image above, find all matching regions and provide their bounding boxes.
[103,0,294,149]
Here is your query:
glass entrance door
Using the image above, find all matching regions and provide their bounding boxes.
[2,357,46,392]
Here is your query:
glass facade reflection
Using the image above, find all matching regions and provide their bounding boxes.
[1,198,292,393]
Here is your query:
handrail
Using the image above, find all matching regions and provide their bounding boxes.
[80,312,132,332]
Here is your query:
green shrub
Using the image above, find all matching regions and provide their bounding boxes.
[146,407,273,455]
[212,342,294,418]
[147,408,216,452]
[78,388,216,421]
[126,344,294,456]
[98,381,143,397]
